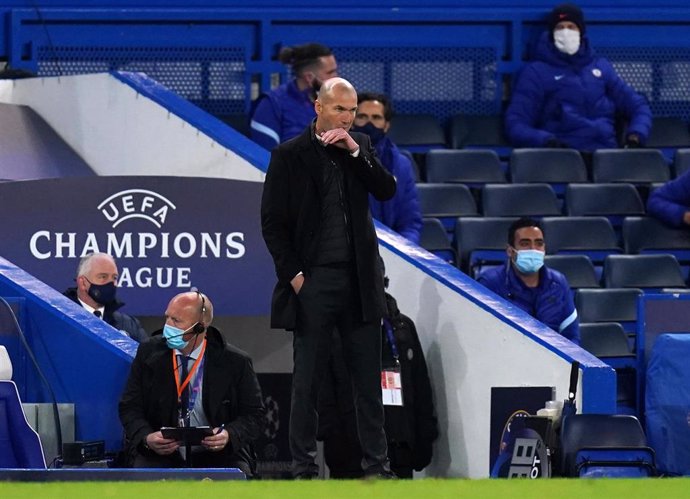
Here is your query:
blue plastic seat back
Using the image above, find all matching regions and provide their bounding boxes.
[0,381,46,469]
[575,447,656,478]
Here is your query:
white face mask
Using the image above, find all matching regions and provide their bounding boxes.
[553,28,581,56]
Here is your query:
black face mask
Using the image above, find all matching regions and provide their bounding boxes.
[351,122,386,146]
[86,279,117,306]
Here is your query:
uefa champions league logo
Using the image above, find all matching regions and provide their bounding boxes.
[98,189,176,228]
[29,181,246,289]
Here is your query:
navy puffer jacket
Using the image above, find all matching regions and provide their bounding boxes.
[505,31,651,152]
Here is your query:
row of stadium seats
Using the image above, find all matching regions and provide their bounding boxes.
[422,215,690,281]
[225,110,690,163]
[418,182,647,224]
[387,115,690,153]
[550,253,687,291]
[384,116,688,421]
[421,148,689,186]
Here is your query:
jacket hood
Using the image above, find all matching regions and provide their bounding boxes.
[532,30,594,69]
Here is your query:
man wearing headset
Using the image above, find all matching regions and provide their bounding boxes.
[118,291,265,474]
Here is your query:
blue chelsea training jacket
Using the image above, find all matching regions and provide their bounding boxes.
[477,261,580,344]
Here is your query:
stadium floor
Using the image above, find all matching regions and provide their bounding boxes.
[3,477,690,499]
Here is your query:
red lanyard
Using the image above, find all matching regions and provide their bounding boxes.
[172,340,207,401]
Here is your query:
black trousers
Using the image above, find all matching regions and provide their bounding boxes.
[289,265,389,477]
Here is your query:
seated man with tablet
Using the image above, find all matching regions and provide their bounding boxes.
[119,291,265,474]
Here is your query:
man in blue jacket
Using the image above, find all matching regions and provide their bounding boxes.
[647,169,690,228]
[477,218,580,344]
[505,3,651,152]
[250,43,338,150]
[351,92,422,244]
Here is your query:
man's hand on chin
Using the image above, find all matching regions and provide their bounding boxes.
[317,128,359,154]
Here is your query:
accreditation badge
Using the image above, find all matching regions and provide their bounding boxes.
[381,367,403,406]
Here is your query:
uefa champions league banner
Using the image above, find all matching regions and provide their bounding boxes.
[0,176,275,316]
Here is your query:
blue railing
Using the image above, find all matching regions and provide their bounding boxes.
[1,3,690,123]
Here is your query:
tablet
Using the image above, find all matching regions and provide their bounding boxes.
[160,426,214,444]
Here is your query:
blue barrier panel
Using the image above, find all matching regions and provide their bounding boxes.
[0,256,136,454]
[636,293,690,417]
[0,468,245,480]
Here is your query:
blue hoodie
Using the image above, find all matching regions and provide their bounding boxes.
[647,169,690,228]
[368,136,422,244]
[505,31,651,152]
[250,79,316,150]
[477,261,580,345]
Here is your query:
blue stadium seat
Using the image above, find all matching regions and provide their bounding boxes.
[580,322,635,368]
[622,216,690,280]
[560,414,656,477]
[387,113,446,153]
[580,322,637,414]
[565,184,645,234]
[417,183,478,233]
[559,414,655,477]
[673,148,690,178]
[592,149,671,185]
[575,288,642,336]
[0,346,46,469]
[509,148,588,196]
[420,217,456,265]
[623,214,690,254]
[544,254,600,290]
[603,254,686,292]
[425,149,506,186]
[454,216,516,277]
[541,216,621,268]
[482,183,560,217]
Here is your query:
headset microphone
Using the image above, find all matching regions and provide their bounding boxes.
[165,290,207,339]
[168,323,205,339]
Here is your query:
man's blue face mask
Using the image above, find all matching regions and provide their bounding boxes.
[351,122,386,146]
[163,324,191,350]
[513,249,545,274]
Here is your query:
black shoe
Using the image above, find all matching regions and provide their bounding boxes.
[293,471,319,480]
[364,470,398,480]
